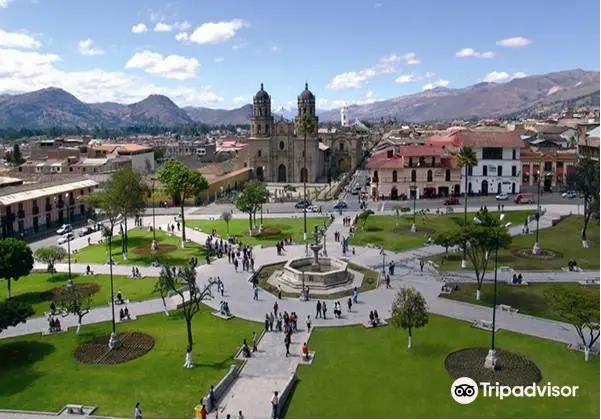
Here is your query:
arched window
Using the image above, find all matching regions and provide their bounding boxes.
[445,169,451,182]
[265,125,270,135]
[279,141,285,150]
[259,108,263,117]
[392,170,398,183]
[411,170,416,182]
[257,150,262,158]
[427,170,433,182]
[257,124,262,134]
[373,170,379,182]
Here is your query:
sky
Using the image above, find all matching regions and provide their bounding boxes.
[0,0,599,111]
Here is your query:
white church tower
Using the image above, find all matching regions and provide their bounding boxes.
[340,106,349,126]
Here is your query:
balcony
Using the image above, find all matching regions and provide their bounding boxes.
[17,210,25,219]
[33,206,39,215]
[45,203,52,212]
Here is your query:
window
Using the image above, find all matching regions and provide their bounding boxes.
[411,170,416,182]
[511,166,517,176]
[418,157,425,167]
[512,149,517,160]
[483,166,488,176]
[279,141,285,150]
[257,150,262,158]
[467,167,473,176]
[544,161,552,171]
[265,125,270,135]
[257,124,262,134]
[339,142,344,152]
[431,157,436,166]
[408,157,413,167]
[387,149,393,159]
[482,147,503,160]
[445,169,451,182]
[302,150,305,158]
[498,166,503,176]
[427,170,433,182]
[392,170,398,183]
[373,170,379,182]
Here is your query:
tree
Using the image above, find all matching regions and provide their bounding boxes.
[157,159,208,246]
[155,265,217,365]
[566,158,600,248]
[390,287,429,349]
[221,211,232,235]
[0,300,34,333]
[456,146,478,267]
[545,286,600,361]
[433,229,461,255]
[357,209,374,228]
[54,285,92,335]
[296,111,316,240]
[7,144,23,166]
[0,238,34,299]
[34,245,67,273]
[461,210,512,300]
[235,180,269,231]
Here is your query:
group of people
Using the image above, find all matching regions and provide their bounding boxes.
[368,310,381,327]
[567,258,579,271]
[166,222,180,235]
[219,301,231,316]
[119,306,131,321]
[275,240,287,256]
[227,244,254,273]
[241,331,259,358]
[116,290,126,305]
[511,273,524,284]
[341,216,352,227]
[332,301,343,318]
[85,265,94,276]
[130,267,142,278]
[47,316,62,332]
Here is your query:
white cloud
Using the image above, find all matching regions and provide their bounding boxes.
[480,71,527,83]
[78,39,104,56]
[213,57,225,63]
[402,52,420,65]
[232,96,248,106]
[189,19,248,45]
[0,0,12,8]
[270,45,280,52]
[395,73,416,83]
[496,37,531,48]
[0,47,222,106]
[175,21,191,31]
[131,23,148,34]
[0,28,40,49]
[154,22,173,32]
[175,32,189,42]
[125,50,199,80]
[327,54,403,90]
[455,48,495,58]
[231,43,246,50]
[422,79,449,90]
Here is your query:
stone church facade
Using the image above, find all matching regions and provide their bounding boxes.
[247,83,367,183]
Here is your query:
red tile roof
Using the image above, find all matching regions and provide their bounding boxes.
[450,130,525,148]
[397,145,443,157]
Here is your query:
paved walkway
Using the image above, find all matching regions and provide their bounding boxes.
[1,204,594,417]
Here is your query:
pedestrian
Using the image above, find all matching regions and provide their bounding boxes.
[347,297,352,311]
[273,301,279,316]
[419,259,424,272]
[253,285,259,301]
[251,332,258,352]
[265,314,270,332]
[271,391,279,419]
[134,402,142,419]
[316,300,322,318]
[284,334,291,357]
[200,403,208,419]
[277,286,282,300]
[306,315,311,332]
[385,273,391,288]
[269,312,275,331]
[238,410,244,419]
[322,301,327,319]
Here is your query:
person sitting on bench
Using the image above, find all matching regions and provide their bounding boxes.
[512,273,518,284]
[241,339,251,358]
[131,267,136,278]
[124,306,131,320]
[517,273,523,284]
[86,265,92,275]
[119,308,125,321]
[302,342,310,361]
[116,291,124,304]
[373,310,380,325]
[50,301,57,315]
[368,310,377,327]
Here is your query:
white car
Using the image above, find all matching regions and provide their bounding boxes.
[79,226,94,237]
[495,193,509,201]
[562,191,577,199]
[56,224,72,235]
[310,204,319,212]
[57,232,74,244]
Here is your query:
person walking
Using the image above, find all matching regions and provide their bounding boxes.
[284,333,291,357]
[251,332,258,352]
[347,297,352,312]
[316,300,322,318]
[271,391,279,419]
[306,315,311,332]
[273,301,279,317]
[322,301,327,319]
[134,402,142,419]
[419,258,425,272]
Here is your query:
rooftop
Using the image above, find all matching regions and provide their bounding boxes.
[0,178,98,206]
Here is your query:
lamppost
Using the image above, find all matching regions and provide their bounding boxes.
[104,224,120,349]
[151,177,156,243]
[320,226,327,256]
[64,193,73,288]
[411,185,417,233]
[260,204,264,225]
[474,213,511,370]
[532,171,542,255]
[380,246,386,277]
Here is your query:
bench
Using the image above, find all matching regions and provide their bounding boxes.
[41,328,67,336]
[65,404,84,415]
[499,266,513,273]
[117,314,137,323]
[507,280,528,286]
[168,286,189,298]
[427,260,439,269]
[497,304,519,313]
[579,279,600,286]
[212,311,234,320]
[299,351,316,365]
[109,299,130,306]
[440,282,458,295]
[363,319,388,329]
[562,266,583,272]
[472,320,499,332]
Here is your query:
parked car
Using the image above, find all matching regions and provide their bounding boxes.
[56,224,72,235]
[514,193,534,204]
[57,232,74,244]
[79,226,94,237]
[310,204,319,212]
[333,201,348,210]
[495,193,509,201]
[443,197,460,205]
[562,191,577,199]
[294,199,312,209]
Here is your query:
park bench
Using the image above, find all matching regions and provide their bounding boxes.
[498,266,513,273]
[579,279,600,286]
[440,283,458,295]
[507,280,528,286]
[117,313,137,323]
[212,311,234,320]
[562,266,583,272]
[109,298,130,306]
[65,404,84,415]
[299,351,316,365]
[497,304,519,313]
[427,260,439,269]
[42,328,67,336]
[472,320,499,332]
[363,319,388,329]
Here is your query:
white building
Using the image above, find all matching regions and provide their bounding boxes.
[340,106,348,127]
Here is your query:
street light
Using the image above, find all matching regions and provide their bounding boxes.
[474,213,511,370]
[532,171,542,255]
[103,224,120,350]
[380,246,386,277]
[321,226,327,256]
[63,193,73,289]
[411,185,417,233]
[151,178,156,243]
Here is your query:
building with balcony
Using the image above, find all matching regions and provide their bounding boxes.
[577,125,600,161]
[520,148,579,191]
[367,144,461,200]
[0,176,98,238]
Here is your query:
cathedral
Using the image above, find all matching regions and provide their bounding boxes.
[247,83,367,183]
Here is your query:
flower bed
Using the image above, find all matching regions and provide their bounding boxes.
[75,332,155,365]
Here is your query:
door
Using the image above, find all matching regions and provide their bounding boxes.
[277,164,287,183]
[497,183,502,194]
[481,180,489,195]
[391,187,398,200]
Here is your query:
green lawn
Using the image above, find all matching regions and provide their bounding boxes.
[440,282,599,322]
[0,310,258,418]
[285,315,599,418]
[187,216,328,247]
[1,272,159,317]
[350,211,534,252]
[435,216,600,271]
[75,228,207,266]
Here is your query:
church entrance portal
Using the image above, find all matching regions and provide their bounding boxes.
[277,164,287,183]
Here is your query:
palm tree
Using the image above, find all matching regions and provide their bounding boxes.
[296,112,316,253]
[456,146,478,268]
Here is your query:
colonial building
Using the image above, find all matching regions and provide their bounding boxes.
[246,83,365,183]
[520,148,578,191]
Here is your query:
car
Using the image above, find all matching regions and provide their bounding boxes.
[514,193,534,204]
[56,224,72,235]
[310,204,320,212]
[79,226,94,237]
[562,191,577,199]
[333,201,348,210]
[294,200,312,209]
[495,193,509,201]
[57,232,74,245]
[443,197,460,205]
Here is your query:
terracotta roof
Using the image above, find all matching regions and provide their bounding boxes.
[397,145,443,157]
[451,130,525,148]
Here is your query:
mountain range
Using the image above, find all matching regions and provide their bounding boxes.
[0,69,597,130]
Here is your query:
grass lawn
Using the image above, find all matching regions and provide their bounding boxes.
[75,228,207,266]
[1,272,159,317]
[440,282,599,322]
[256,262,379,300]
[187,216,328,247]
[350,211,534,252]
[0,309,258,418]
[285,315,599,418]
[435,216,600,271]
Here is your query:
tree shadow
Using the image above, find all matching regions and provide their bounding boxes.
[413,341,454,358]
[0,341,56,396]
[46,273,73,283]
[193,357,232,370]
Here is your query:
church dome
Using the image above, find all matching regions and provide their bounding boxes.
[254,83,270,102]
[298,82,315,101]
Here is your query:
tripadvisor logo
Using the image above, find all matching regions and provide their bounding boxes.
[451,377,579,404]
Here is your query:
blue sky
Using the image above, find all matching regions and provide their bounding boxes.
[0,0,598,110]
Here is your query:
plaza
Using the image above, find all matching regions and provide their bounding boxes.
[0,204,599,418]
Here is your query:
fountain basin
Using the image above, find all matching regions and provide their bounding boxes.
[277,257,353,291]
